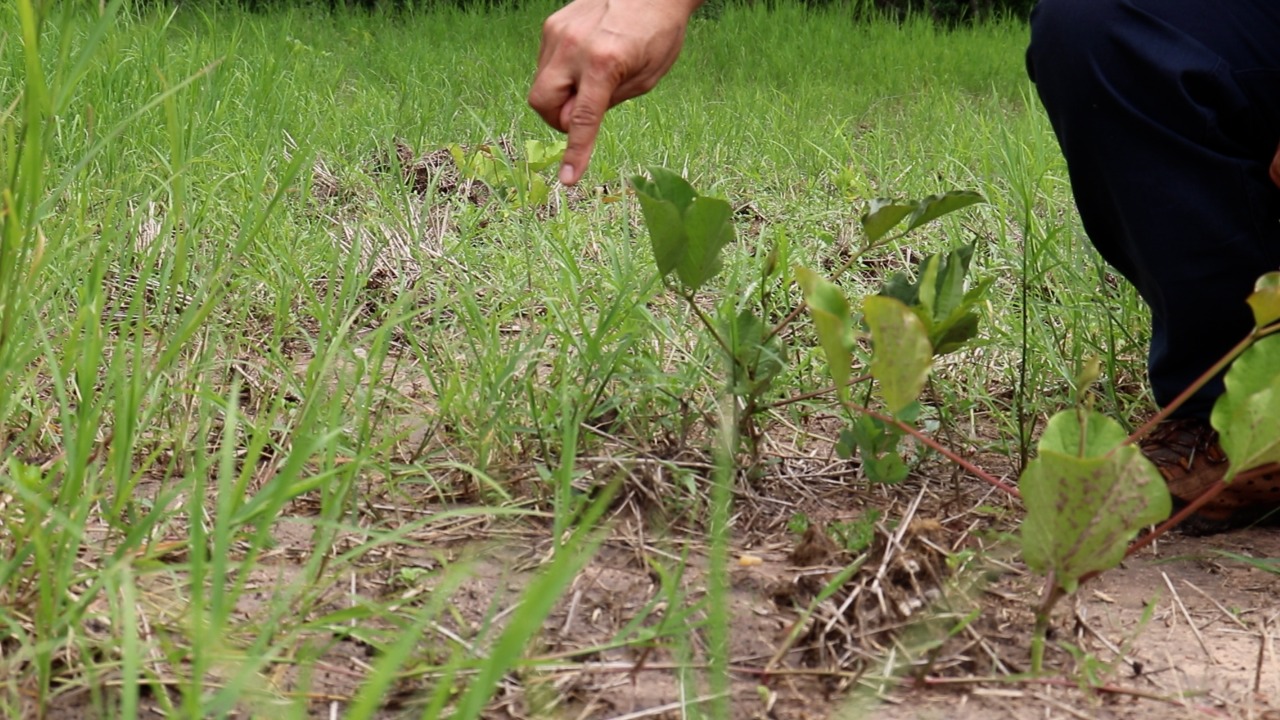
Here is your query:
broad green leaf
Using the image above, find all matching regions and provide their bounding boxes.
[861,199,915,244]
[931,313,980,356]
[877,245,988,357]
[865,452,909,484]
[1037,407,1129,457]
[879,271,918,307]
[1020,410,1170,594]
[524,175,550,208]
[796,266,853,401]
[915,244,975,322]
[904,190,985,233]
[917,252,941,317]
[1247,271,1280,329]
[524,139,566,172]
[863,295,932,415]
[450,144,501,186]
[1210,334,1280,480]
[447,143,466,173]
[679,196,734,291]
[630,173,658,200]
[929,275,992,355]
[930,245,975,321]
[836,428,857,459]
[472,155,500,186]
[633,190,685,277]
[642,166,697,213]
[630,169,731,291]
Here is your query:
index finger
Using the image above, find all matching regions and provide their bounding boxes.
[558,69,616,186]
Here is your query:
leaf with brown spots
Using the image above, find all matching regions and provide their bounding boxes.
[1020,410,1171,594]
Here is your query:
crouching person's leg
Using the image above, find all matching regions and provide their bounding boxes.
[1027,0,1280,531]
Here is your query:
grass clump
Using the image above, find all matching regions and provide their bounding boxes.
[0,1,1148,717]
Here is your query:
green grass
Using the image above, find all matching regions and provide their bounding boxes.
[0,0,1149,717]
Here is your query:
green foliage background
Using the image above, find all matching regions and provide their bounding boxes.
[119,0,1038,23]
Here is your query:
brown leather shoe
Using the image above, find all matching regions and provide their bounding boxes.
[1139,419,1280,535]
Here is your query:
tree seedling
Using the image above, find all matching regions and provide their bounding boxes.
[630,167,988,469]
[630,168,1280,679]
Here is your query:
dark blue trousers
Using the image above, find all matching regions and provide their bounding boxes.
[1027,0,1280,418]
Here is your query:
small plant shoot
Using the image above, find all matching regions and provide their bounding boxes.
[878,244,992,355]
[723,308,785,398]
[1019,410,1170,671]
[631,166,988,486]
[837,412,913,484]
[449,139,566,207]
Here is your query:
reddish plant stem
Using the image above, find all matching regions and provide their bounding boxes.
[1125,333,1256,445]
[763,303,806,344]
[1126,321,1280,445]
[766,373,872,410]
[1120,462,1278,563]
[841,398,1020,499]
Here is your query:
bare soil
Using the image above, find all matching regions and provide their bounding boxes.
[449,511,1280,720]
[348,455,1280,720]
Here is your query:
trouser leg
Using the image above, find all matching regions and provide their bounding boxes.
[1026,0,1280,418]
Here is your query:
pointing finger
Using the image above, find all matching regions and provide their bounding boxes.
[559,67,617,185]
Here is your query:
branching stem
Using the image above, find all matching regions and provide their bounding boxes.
[840,398,1020,498]
[1126,321,1280,445]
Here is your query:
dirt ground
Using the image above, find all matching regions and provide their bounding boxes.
[867,527,1280,720]
[389,462,1280,720]
[45,495,1280,720]
[519,514,1280,720]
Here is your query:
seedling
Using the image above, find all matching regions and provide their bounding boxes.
[630,167,989,470]
[1021,271,1280,672]
[1019,407,1169,671]
[449,139,566,207]
[630,168,1280,681]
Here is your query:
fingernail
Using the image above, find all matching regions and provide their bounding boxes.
[559,163,575,185]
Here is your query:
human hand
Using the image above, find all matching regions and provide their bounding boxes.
[528,0,700,186]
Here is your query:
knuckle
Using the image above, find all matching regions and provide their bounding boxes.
[541,14,566,38]
[569,103,603,128]
[586,43,626,71]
